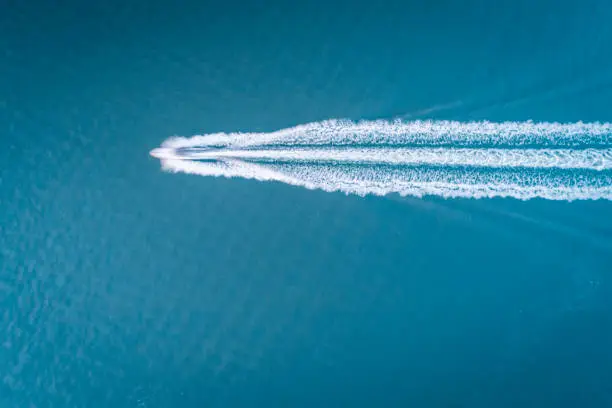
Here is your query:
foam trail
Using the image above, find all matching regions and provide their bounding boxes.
[152,119,612,200]
[182,147,612,170]
[163,119,612,148]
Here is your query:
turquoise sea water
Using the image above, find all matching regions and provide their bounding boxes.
[2,1,612,406]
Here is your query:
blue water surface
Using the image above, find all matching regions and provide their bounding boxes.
[1,0,612,406]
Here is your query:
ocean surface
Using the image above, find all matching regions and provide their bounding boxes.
[1,0,612,406]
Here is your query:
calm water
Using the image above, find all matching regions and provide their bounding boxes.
[1,1,612,406]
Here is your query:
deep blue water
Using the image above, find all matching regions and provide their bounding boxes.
[1,1,612,406]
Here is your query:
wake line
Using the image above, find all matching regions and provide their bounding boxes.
[151,119,612,200]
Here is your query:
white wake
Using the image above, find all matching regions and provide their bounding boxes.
[151,119,612,200]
